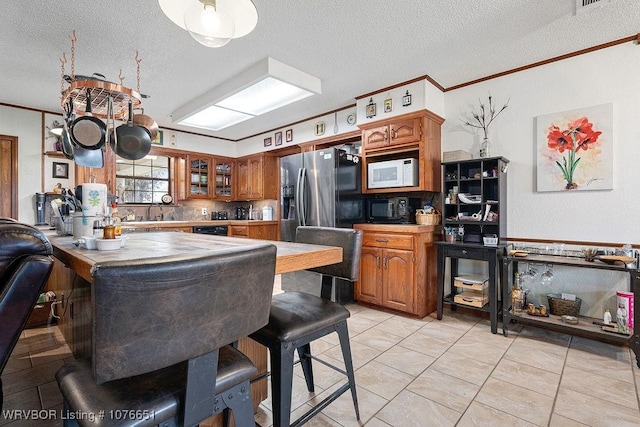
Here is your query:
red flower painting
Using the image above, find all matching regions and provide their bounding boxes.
[546,117,602,190]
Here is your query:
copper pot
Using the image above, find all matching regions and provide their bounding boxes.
[132,110,159,141]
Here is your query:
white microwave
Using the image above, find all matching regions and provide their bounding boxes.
[368,158,419,189]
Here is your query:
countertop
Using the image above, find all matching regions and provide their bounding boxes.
[50,232,341,282]
[353,223,438,233]
[119,220,278,229]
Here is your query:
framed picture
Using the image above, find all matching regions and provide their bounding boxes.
[286,128,293,142]
[315,122,325,136]
[384,98,392,113]
[402,90,412,107]
[264,137,272,147]
[366,98,376,118]
[275,131,283,146]
[52,162,69,179]
[536,103,613,192]
[151,130,163,145]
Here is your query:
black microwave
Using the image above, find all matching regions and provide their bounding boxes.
[365,197,421,223]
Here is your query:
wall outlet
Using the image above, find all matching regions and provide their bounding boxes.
[201,208,208,216]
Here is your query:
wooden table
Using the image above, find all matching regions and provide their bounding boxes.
[51,232,342,283]
[48,232,342,426]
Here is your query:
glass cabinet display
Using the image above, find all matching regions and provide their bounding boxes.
[214,160,233,199]
[188,156,211,198]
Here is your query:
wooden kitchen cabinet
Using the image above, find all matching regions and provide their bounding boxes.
[45,258,91,359]
[354,224,437,317]
[360,110,443,194]
[234,153,278,200]
[187,155,212,198]
[362,117,422,150]
[228,222,278,240]
[213,158,233,199]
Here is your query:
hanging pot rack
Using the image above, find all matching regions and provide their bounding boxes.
[61,80,142,121]
[59,31,145,121]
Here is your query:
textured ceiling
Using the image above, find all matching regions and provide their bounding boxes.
[1,0,639,141]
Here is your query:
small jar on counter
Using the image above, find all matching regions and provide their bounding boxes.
[103,225,115,240]
[93,220,103,238]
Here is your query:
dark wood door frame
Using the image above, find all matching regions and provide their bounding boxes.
[0,135,19,219]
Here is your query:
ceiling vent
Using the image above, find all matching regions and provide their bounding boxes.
[575,0,610,15]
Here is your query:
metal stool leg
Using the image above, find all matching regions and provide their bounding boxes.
[270,342,296,427]
[297,343,314,392]
[336,321,359,420]
[223,380,255,427]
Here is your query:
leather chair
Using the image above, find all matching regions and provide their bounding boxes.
[56,243,277,427]
[0,221,54,410]
[250,226,363,427]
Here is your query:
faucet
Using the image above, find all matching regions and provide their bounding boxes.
[146,203,164,221]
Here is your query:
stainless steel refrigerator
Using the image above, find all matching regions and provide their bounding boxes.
[280,147,363,302]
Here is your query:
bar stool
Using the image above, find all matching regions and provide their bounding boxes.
[56,243,277,427]
[250,226,363,427]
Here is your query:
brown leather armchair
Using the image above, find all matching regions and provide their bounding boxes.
[0,221,54,409]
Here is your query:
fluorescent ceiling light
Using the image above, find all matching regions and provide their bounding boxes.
[172,57,321,131]
[179,105,253,131]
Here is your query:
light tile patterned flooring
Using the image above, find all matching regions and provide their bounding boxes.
[3,305,640,426]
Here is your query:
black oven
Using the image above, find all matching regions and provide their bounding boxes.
[365,197,421,223]
[193,225,228,236]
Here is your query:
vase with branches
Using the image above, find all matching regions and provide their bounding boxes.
[461,93,509,157]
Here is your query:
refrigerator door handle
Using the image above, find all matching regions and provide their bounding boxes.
[296,168,306,226]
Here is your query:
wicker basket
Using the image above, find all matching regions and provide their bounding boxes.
[547,294,582,316]
[416,209,441,225]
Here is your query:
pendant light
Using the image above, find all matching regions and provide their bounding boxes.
[184,0,235,48]
[159,0,258,48]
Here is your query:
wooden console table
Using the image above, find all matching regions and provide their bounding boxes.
[436,242,505,334]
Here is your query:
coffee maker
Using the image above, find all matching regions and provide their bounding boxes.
[35,192,47,225]
[235,206,246,220]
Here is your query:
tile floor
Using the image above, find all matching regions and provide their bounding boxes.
[3,305,640,426]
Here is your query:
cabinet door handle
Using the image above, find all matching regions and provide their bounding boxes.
[390,128,396,140]
[375,238,388,243]
[383,256,388,269]
[462,249,468,254]
[376,255,380,269]
[384,128,389,141]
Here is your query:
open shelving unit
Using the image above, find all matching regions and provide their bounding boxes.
[442,156,509,243]
[502,251,640,366]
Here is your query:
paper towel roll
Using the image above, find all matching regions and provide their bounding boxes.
[81,183,107,216]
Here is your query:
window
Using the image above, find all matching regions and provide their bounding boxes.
[115,155,170,204]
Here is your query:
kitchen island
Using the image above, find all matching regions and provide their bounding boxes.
[47,232,342,426]
[51,231,341,282]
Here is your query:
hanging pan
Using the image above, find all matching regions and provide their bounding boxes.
[71,95,108,169]
[70,88,106,150]
[113,99,151,161]
[60,99,74,160]
[132,109,159,141]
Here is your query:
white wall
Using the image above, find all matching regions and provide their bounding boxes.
[1,105,43,224]
[442,42,640,244]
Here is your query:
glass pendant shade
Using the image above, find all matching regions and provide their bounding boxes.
[184,0,235,48]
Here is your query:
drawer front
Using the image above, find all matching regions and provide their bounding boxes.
[443,246,491,260]
[362,232,413,250]
[229,226,248,236]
